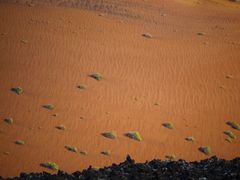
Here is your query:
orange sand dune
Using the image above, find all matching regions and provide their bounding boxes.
[0,0,240,177]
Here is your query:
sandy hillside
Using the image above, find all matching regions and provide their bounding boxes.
[0,0,240,177]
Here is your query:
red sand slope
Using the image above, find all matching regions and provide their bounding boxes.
[0,0,240,177]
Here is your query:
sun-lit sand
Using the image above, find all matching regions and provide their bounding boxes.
[0,0,240,177]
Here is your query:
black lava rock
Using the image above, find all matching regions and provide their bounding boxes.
[3,156,240,179]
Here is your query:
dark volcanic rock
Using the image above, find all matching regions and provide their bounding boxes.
[3,156,240,179]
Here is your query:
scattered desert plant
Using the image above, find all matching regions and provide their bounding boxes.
[101,150,111,156]
[40,162,59,171]
[53,113,58,117]
[89,73,103,81]
[21,39,28,44]
[125,131,142,141]
[197,32,205,36]
[42,104,54,110]
[225,75,234,79]
[225,137,233,143]
[79,150,88,155]
[165,155,176,161]
[15,140,25,145]
[142,33,153,39]
[101,131,117,139]
[4,118,13,125]
[224,131,236,139]
[185,136,195,142]
[77,84,87,90]
[65,145,78,153]
[56,125,66,130]
[199,146,211,155]
[162,122,174,129]
[11,87,23,95]
[226,121,240,130]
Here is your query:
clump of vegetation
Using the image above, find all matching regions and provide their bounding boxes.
[225,137,233,143]
[224,131,236,139]
[162,122,174,129]
[42,104,54,110]
[165,155,176,161]
[4,118,13,125]
[89,73,103,81]
[40,162,59,171]
[11,87,23,95]
[77,84,87,90]
[79,150,88,155]
[142,33,153,39]
[56,125,66,130]
[65,145,78,153]
[21,39,29,44]
[199,146,211,155]
[185,136,195,142]
[15,140,25,145]
[125,131,143,141]
[101,131,117,139]
[53,113,58,117]
[225,75,234,79]
[226,121,240,130]
[197,32,205,36]
[101,150,111,156]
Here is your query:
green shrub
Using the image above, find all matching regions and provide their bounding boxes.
[165,155,176,161]
[65,145,78,153]
[142,33,153,39]
[101,131,117,139]
[40,162,59,171]
[90,73,103,81]
[15,140,25,145]
[224,131,236,139]
[56,125,66,130]
[185,136,195,142]
[4,118,13,125]
[42,104,54,110]
[162,122,174,129]
[125,131,142,141]
[101,150,110,156]
[79,150,88,155]
[199,146,211,155]
[77,84,87,90]
[226,121,240,130]
[11,87,23,95]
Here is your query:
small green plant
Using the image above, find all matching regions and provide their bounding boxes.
[15,140,25,145]
[226,121,240,130]
[101,131,117,139]
[165,155,176,161]
[40,162,59,171]
[199,146,211,155]
[225,137,232,143]
[42,104,54,110]
[125,131,143,141]
[90,73,103,81]
[101,150,110,156]
[4,118,13,125]
[185,136,195,142]
[142,33,153,39]
[11,87,23,95]
[56,125,66,130]
[77,84,87,90]
[65,145,78,153]
[197,32,205,36]
[224,131,236,139]
[79,150,88,155]
[162,122,174,129]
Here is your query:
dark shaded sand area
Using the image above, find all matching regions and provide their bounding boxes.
[0,0,240,178]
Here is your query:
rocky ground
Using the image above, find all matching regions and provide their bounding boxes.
[2,155,240,179]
